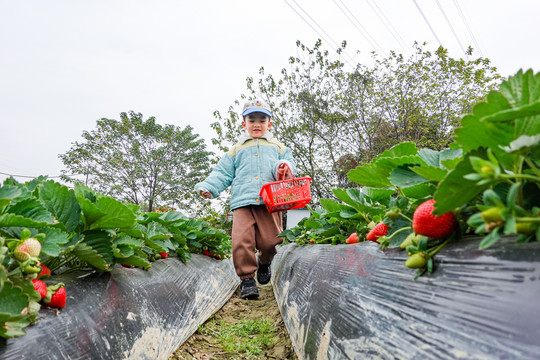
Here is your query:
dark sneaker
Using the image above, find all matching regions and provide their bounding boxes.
[257,259,271,285]
[240,278,259,300]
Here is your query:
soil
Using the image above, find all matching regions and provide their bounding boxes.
[169,283,299,360]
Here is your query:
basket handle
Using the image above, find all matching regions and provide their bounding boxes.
[278,163,294,181]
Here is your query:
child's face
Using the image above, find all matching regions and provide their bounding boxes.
[242,113,272,138]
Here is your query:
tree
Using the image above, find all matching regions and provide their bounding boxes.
[211,40,502,201]
[60,111,214,213]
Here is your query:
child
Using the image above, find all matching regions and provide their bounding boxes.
[195,98,295,299]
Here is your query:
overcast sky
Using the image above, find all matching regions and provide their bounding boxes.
[1,0,538,184]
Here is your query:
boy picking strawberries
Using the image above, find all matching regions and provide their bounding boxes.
[195,98,295,299]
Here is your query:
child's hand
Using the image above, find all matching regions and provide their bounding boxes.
[277,163,291,180]
[199,190,212,199]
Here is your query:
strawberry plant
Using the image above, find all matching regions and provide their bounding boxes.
[282,69,540,279]
[0,177,232,338]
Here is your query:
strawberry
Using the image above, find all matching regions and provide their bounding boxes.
[412,199,456,239]
[121,263,134,268]
[44,283,66,309]
[366,223,388,242]
[202,250,210,256]
[405,253,427,268]
[159,252,168,258]
[516,222,536,235]
[13,238,42,261]
[346,233,360,244]
[23,264,42,274]
[481,207,503,223]
[38,264,52,277]
[32,279,48,300]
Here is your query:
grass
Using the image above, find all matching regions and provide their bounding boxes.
[198,316,278,357]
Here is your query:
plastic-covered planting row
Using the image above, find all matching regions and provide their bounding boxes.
[271,236,540,360]
[0,255,239,360]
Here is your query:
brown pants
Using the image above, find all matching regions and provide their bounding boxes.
[231,205,283,280]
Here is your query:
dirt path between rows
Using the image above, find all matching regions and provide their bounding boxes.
[169,283,299,360]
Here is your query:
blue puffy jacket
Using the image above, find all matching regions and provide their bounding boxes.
[195,132,295,210]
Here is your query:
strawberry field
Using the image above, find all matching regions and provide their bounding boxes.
[1,70,539,359]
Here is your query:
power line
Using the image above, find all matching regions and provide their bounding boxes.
[0,170,83,179]
[282,0,357,66]
[366,0,412,56]
[412,0,443,47]
[452,0,484,57]
[332,0,388,57]
[435,0,467,56]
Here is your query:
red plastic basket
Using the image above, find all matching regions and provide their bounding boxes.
[259,170,312,213]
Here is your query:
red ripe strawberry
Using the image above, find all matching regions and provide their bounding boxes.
[366,223,388,242]
[202,250,210,256]
[32,279,48,300]
[44,284,66,309]
[160,252,168,258]
[13,238,42,261]
[38,264,52,277]
[346,233,360,244]
[122,263,134,268]
[412,199,456,239]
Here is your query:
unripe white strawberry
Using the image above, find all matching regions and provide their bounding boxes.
[13,238,42,261]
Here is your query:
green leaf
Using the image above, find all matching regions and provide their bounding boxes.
[332,189,363,211]
[176,248,191,263]
[72,231,114,270]
[390,167,428,188]
[0,186,22,200]
[362,187,395,201]
[454,114,514,156]
[467,212,484,228]
[38,181,81,233]
[347,161,391,187]
[0,317,31,338]
[454,70,540,166]
[0,186,22,210]
[77,196,107,229]
[40,228,70,256]
[433,151,492,214]
[378,142,418,158]
[320,198,343,213]
[410,166,448,182]
[483,190,504,207]
[417,148,440,167]
[6,198,55,223]
[304,220,322,229]
[315,224,341,237]
[90,197,136,230]
[116,255,150,268]
[439,149,463,168]
[72,242,109,270]
[479,228,501,249]
[0,280,28,315]
[401,182,436,199]
[387,218,413,248]
[114,244,135,258]
[440,157,462,170]
[0,213,50,228]
[158,211,189,224]
[113,235,144,247]
[147,221,172,241]
[339,208,365,219]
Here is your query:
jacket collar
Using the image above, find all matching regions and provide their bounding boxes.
[238,131,273,144]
